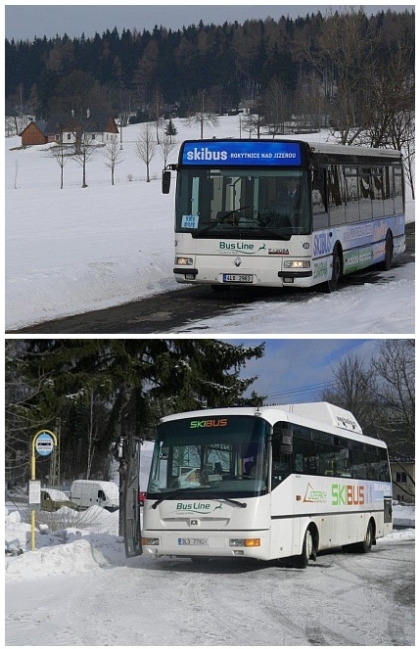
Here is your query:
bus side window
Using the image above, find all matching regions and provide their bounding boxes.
[312,167,329,230]
[393,166,404,214]
[328,165,345,226]
[372,167,385,218]
[271,423,292,487]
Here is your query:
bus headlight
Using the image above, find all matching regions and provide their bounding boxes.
[229,538,261,547]
[283,260,310,269]
[175,256,194,266]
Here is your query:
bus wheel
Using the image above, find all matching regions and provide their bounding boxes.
[379,231,393,271]
[359,520,374,553]
[343,519,374,553]
[293,527,316,569]
[324,244,342,293]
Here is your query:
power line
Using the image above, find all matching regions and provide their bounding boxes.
[263,379,339,402]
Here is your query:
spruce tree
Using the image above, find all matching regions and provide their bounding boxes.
[164,118,177,140]
[10,339,265,481]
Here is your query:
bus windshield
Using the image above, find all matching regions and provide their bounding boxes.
[175,168,311,239]
[147,415,270,500]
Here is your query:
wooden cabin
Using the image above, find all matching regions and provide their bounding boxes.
[19,121,48,146]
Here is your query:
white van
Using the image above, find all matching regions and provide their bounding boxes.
[70,480,119,512]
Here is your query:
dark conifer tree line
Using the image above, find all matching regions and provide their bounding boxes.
[5,9,414,122]
[5,339,265,484]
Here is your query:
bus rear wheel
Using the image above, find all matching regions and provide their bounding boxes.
[293,526,316,569]
[358,520,374,553]
[378,230,394,271]
[343,519,374,553]
[324,243,342,293]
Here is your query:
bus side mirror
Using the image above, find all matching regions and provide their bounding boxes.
[162,170,171,194]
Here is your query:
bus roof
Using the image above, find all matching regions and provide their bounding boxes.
[308,141,402,160]
[160,402,389,447]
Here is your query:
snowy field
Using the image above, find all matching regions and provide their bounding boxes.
[5,116,415,333]
[5,500,415,645]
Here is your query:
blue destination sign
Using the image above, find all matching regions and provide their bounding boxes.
[181,140,302,166]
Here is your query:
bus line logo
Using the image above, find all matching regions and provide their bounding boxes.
[303,483,327,503]
[175,502,223,514]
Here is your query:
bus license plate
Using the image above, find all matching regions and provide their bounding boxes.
[222,274,253,283]
[178,538,208,546]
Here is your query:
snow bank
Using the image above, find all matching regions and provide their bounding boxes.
[5,538,100,582]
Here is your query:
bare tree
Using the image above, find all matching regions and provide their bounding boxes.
[49,143,69,189]
[72,132,98,188]
[304,8,376,144]
[240,112,264,139]
[262,77,291,136]
[322,355,378,435]
[103,138,124,185]
[185,90,219,139]
[151,86,164,144]
[159,136,177,169]
[134,123,156,182]
[14,160,19,189]
[322,341,415,456]
[293,69,328,130]
[371,340,415,453]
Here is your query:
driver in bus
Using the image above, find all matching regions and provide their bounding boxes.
[274,178,302,211]
[268,177,303,228]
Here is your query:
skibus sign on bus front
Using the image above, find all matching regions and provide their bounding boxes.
[181,141,302,167]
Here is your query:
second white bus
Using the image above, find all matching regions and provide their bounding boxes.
[124,402,393,567]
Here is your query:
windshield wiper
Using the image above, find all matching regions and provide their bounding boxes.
[151,488,188,509]
[213,497,247,508]
[151,491,247,510]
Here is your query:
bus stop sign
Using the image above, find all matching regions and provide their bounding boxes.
[35,432,54,456]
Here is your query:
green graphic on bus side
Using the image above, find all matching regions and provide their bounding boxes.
[332,484,365,506]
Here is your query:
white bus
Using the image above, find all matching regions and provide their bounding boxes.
[162,139,405,292]
[123,402,393,567]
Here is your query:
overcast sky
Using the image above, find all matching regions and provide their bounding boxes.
[223,338,381,404]
[5,4,414,41]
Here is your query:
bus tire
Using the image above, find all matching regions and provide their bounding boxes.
[379,230,393,271]
[324,243,342,293]
[359,519,375,553]
[343,519,375,554]
[293,526,316,569]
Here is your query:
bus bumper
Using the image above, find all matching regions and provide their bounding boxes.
[141,529,271,560]
[173,265,315,288]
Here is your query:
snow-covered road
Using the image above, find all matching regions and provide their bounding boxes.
[5,535,415,646]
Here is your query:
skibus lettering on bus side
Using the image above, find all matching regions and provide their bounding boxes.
[332,483,365,506]
[313,232,332,257]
